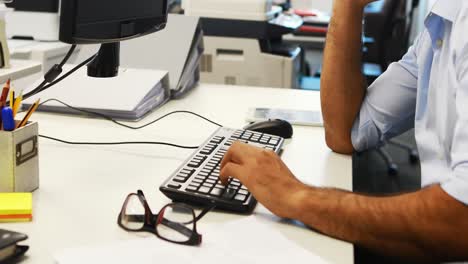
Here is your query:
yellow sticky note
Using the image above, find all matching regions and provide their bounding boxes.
[0,193,32,222]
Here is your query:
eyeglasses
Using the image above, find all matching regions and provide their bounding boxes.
[117,190,214,246]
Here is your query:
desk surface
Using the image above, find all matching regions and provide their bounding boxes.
[3,83,353,264]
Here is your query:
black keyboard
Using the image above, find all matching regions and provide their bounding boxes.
[159,127,284,214]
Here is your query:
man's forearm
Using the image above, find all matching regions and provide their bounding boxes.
[292,185,468,262]
[320,0,368,153]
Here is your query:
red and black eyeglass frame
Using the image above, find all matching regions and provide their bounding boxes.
[117,190,215,246]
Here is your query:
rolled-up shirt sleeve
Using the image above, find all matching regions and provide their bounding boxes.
[441,46,468,205]
[351,35,421,152]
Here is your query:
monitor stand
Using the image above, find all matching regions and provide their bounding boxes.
[87,43,121,78]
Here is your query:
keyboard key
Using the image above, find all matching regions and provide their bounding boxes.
[234,194,247,202]
[178,172,189,177]
[202,183,214,188]
[198,186,211,194]
[211,136,225,144]
[194,176,205,181]
[191,182,201,188]
[186,186,198,192]
[222,188,237,199]
[208,176,219,181]
[210,188,224,197]
[173,177,188,183]
[195,154,205,159]
[230,181,241,187]
[198,172,209,177]
[168,183,181,189]
[269,139,280,146]
[241,135,251,140]
[200,149,215,155]
[238,189,249,195]
[192,179,203,184]
[206,179,216,184]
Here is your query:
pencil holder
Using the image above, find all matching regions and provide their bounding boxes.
[0,122,39,192]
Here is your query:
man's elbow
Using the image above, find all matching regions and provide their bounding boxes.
[325,131,355,155]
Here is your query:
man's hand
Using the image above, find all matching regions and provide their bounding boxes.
[219,142,306,218]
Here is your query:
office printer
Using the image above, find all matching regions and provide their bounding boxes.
[184,0,304,88]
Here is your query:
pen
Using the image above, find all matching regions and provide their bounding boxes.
[12,91,22,118]
[1,107,15,131]
[17,99,40,129]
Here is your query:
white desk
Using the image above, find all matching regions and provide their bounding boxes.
[3,83,353,264]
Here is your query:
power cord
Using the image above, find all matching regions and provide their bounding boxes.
[38,98,223,149]
[38,98,223,129]
[39,135,200,149]
[23,45,97,101]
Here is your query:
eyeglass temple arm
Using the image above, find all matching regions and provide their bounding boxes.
[193,204,216,223]
[160,218,197,238]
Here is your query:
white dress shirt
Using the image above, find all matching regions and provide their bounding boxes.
[352,0,468,206]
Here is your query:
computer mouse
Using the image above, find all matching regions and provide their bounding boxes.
[244,119,293,139]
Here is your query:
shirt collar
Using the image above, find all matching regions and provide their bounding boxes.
[430,0,461,22]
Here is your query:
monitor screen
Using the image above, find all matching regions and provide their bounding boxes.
[60,0,168,44]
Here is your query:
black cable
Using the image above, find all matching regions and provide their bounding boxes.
[22,45,99,101]
[59,45,77,67]
[37,99,223,149]
[39,135,199,149]
[39,55,97,92]
[38,98,223,129]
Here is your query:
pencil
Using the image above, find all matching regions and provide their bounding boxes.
[12,91,22,118]
[9,90,14,108]
[0,79,10,108]
[17,99,40,129]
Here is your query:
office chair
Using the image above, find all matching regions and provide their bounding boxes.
[363,0,420,175]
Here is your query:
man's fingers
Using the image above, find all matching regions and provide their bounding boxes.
[219,162,247,186]
[220,141,248,169]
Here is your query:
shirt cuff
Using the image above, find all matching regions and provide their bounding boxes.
[441,170,468,205]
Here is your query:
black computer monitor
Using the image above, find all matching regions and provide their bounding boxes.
[59,0,168,44]
[59,0,168,77]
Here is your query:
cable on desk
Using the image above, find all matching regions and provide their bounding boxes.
[23,45,98,101]
[39,135,200,149]
[38,98,224,129]
[37,99,223,149]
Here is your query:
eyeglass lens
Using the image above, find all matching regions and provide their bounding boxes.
[156,204,195,243]
[121,194,146,231]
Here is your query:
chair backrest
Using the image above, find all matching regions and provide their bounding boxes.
[363,0,419,71]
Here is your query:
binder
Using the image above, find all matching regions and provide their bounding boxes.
[23,67,170,120]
